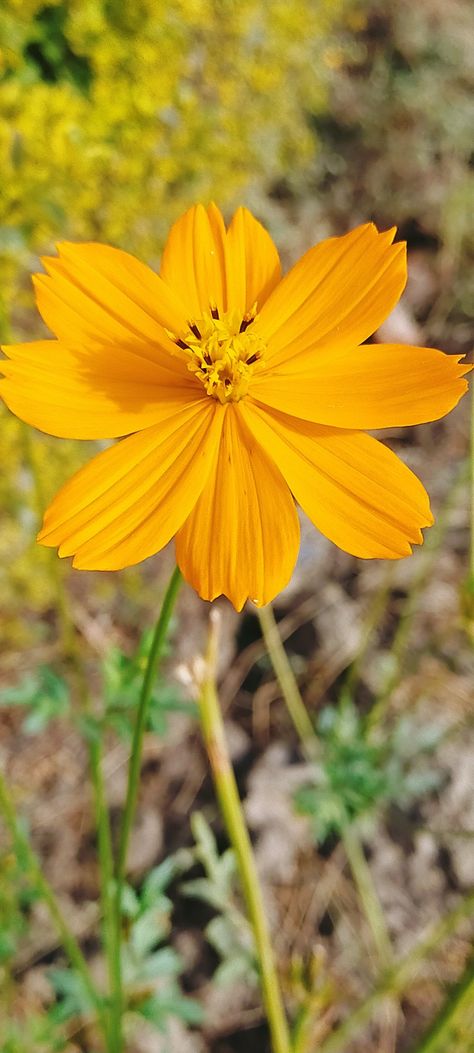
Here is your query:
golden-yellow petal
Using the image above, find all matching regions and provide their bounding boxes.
[251,344,471,429]
[225,207,281,315]
[38,400,224,570]
[253,224,406,367]
[160,203,227,319]
[34,242,187,355]
[1,340,199,439]
[175,405,300,610]
[241,402,433,559]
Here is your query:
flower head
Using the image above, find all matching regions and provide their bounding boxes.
[1,205,470,610]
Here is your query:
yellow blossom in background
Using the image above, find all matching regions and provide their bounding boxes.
[0,0,351,329]
[1,205,470,610]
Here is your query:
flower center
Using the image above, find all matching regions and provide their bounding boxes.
[174,306,265,403]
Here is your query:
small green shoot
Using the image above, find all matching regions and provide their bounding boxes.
[100,630,197,740]
[0,668,69,735]
[294,699,444,843]
[120,856,203,1032]
[181,812,258,987]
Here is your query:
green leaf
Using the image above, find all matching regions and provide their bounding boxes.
[142,858,178,906]
[48,967,97,1023]
[136,990,203,1028]
[0,668,70,735]
[136,946,182,981]
[120,882,141,919]
[131,907,170,958]
[214,954,257,987]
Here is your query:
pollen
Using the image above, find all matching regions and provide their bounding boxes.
[176,306,265,403]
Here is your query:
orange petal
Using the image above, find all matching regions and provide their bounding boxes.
[160,203,227,319]
[38,400,224,570]
[241,402,434,559]
[251,344,472,428]
[175,405,300,610]
[253,224,406,367]
[1,340,199,439]
[34,242,187,355]
[225,207,281,315]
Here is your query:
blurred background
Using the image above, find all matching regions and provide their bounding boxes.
[0,1,473,1051]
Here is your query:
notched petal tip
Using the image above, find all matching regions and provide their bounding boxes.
[241,402,436,563]
[257,220,407,360]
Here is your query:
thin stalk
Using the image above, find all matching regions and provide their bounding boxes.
[342,826,393,969]
[20,420,119,1050]
[0,769,108,1044]
[408,950,474,1053]
[198,610,292,1053]
[366,459,469,734]
[466,383,474,639]
[258,604,316,749]
[115,564,183,882]
[342,565,395,702]
[318,891,474,1053]
[112,565,183,1031]
[88,738,121,1053]
[471,385,474,584]
[259,602,393,980]
[70,663,120,1051]
[53,595,120,1052]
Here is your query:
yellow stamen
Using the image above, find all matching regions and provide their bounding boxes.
[178,307,265,403]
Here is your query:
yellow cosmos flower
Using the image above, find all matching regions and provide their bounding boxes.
[1,205,470,610]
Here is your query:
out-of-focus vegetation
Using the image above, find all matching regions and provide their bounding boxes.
[307,0,474,325]
[0,0,348,326]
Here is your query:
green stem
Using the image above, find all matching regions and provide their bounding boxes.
[470,385,474,584]
[71,661,120,1052]
[20,421,119,1050]
[258,604,316,750]
[366,459,469,733]
[115,564,182,881]
[0,769,108,1044]
[88,739,121,1053]
[408,950,474,1053]
[260,601,393,974]
[318,892,474,1053]
[341,825,393,969]
[57,598,120,1052]
[112,565,183,1029]
[342,566,394,703]
[198,611,292,1053]
[260,600,395,1001]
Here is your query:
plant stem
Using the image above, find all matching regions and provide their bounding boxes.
[20,421,119,1051]
[470,385,474,584]
[258,604,316,749]
[0,768,108,1044]
[366,459,469,733]
[318,891,474,1053]
[56,592,120,1052]
[88,738,121,1053]
[342,825,393,969]
[342,565,394,703]
[408,949,474,1053]
[198,610,292,1053]
[71,664,120,1052]
[115,564,182,882]
[259,601,393,977]
[112,565,182,1030]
